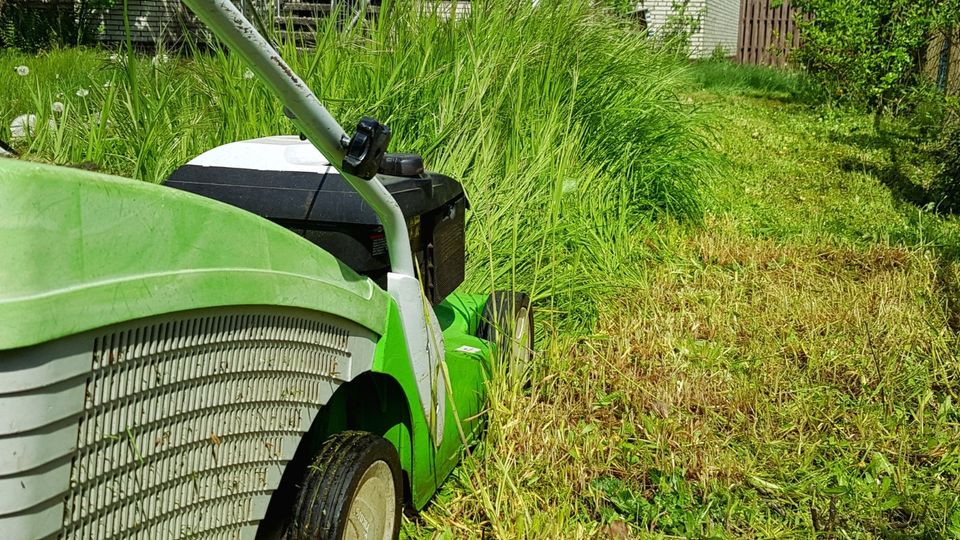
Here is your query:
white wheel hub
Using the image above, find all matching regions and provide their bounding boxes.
[511,307,532,363]
[344,460,396,540]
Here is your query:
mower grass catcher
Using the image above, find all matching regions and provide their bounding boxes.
[0,2,532,538]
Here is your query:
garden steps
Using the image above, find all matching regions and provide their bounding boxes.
[275,1,381,45]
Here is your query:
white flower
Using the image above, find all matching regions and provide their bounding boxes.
[103,80,113,89]
[52,102,65,114]
[151,54,169,67]
[76,88,89,98]
[109,53,119,62]
[15,65,29,76]
[10,113,56,139]
[10,114,34,138]
[243,69,255,80]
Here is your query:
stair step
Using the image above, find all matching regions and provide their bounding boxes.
[282,2,380,15]
[277,28,318,47]
[283,2,333,15]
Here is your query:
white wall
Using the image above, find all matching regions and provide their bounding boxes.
[95,0,210,44]
[97,0,173,43]
[642,0,740,59]
[697,0,739,58]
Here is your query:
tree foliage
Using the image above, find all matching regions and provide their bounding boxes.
[792,0,960,114]
[0,0,116,51]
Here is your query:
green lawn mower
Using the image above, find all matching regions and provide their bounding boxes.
[0,2,532,538]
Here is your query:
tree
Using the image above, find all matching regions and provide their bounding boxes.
[0,0,117,51]
[792,0,960,126]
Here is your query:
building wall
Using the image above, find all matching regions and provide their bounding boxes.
[642,0,740,59]
[95,0,201,44]
[38,0,733,49]
[698,0,739,57]
[90,0,471,44]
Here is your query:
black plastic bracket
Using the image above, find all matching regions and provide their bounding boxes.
[342,117,392,180]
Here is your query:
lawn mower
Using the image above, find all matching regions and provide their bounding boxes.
[0,1,532,538]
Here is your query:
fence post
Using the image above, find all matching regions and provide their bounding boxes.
[939,29,953,93]
[738,0,801,66]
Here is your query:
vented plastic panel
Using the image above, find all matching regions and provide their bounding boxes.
[0,307,376,540]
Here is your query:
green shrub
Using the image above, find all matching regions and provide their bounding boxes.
[657,0,702,56]
[0,0,116,51]
[792,0,960,117]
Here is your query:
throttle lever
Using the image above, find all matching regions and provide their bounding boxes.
[342,117,391,180]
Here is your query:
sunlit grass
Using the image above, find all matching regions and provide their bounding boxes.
[689,58,815,101]
[405,92,960,537]
[4,4,958,537]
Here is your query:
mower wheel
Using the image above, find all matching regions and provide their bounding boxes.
[286,431,401,540]
[477,291,534,370]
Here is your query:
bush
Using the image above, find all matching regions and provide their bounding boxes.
[0,0,115,51]
[656,0,702,56]
[792,0,960,117]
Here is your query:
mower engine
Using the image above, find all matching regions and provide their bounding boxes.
[167,136,467,304]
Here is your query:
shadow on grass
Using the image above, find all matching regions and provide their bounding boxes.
[835,134,960,330]
[832,127,953,215]
[837,156,936,209]
[832,124,960,325]
[830,128,913,151]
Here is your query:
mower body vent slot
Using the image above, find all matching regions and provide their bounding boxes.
[0,306,376,540]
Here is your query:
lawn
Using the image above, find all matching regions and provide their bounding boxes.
[405,79,960,537]
[2,8,960,538]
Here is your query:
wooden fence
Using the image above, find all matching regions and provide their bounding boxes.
[736,0,802,66]
[924,28,960,96]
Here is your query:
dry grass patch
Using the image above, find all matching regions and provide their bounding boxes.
[411,220,960,538]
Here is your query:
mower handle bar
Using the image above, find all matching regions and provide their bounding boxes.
[180,0,416,278]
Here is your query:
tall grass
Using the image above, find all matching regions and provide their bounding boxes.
[0,0,715,328]
[689,58,814,101]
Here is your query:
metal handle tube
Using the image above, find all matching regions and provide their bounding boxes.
[182,0,416,277]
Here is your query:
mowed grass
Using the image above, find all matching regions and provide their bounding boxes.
[2,11,960,538]
[406,75,960,536]
[425,225,958,537]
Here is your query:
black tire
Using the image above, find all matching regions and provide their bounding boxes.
[476,291,534,370]
[286,431,402,540]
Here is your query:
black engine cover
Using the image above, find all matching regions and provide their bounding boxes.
[166,163,466,304]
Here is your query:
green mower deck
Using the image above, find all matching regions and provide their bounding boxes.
[0,158,496,538]
[0,2,535,537]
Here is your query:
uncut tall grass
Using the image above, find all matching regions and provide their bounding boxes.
[0,0,714,327]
